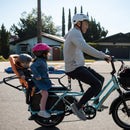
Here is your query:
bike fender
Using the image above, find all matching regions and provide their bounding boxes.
[109,92,130,114]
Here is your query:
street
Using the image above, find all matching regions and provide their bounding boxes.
[0,61,129,130]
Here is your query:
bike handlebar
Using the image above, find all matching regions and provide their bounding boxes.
[110,56,116,75]
[108,56,124,76]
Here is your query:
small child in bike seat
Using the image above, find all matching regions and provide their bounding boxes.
[14,54,32,80]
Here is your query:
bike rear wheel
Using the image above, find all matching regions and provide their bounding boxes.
[112,97,130,129]
[34,93,65,127]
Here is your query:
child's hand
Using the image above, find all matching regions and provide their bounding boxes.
[36,77,42,80]
[20,75,25,79]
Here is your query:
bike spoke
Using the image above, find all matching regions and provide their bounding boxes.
[117,101,130,125]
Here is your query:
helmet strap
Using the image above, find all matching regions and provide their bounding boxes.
[80,21,83,33]
[75,21,83,33]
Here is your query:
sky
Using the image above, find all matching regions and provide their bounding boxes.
[0,0,130,36]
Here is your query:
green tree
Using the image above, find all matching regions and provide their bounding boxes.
[74,6,77,14]
[80,6,83,13]
[62,7,65,36]
[10,9,60,38]
[83,14,108,42]
[0,24,9,58]
[68,8,72,31]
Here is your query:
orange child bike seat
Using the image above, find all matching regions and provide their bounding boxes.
[9,54,28,88]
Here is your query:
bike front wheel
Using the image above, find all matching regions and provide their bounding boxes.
[112,96,130,129]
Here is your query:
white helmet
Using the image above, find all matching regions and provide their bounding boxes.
[72,14,89,25]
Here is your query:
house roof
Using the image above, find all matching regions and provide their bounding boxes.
[126,32,130,37]
[42,32,65,43]
[10,32,65,45]
[95,32,130,43]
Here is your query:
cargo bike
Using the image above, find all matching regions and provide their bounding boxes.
[3,56,130,129]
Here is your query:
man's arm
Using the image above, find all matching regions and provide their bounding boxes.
[71,31,106,59]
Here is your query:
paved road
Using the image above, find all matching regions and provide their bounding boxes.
[0,61,129,130]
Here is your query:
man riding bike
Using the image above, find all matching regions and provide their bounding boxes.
[63,14,111,120]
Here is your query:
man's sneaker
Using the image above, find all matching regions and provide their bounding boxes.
[71,103,87,121]
[38,110,51,118]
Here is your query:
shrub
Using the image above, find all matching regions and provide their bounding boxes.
[0,55,7,61]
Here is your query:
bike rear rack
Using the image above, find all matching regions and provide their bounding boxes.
[3,74,73,92]
[3,75,23,91]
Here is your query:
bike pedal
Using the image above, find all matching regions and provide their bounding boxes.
[97,108,104,112]
[65,110,73,116]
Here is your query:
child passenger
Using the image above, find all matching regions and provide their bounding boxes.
[30,43,52,118]
[10,54,32,79]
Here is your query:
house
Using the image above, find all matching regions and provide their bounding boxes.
[95,33,130,59]
[9,35,18,42]
[9,32,65,60]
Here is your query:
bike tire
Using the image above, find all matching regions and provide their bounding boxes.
[34,92,65,127]
[124,87,130,91]
[112,96,130,129]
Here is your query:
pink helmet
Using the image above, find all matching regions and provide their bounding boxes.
[32,43,51,57]
[32,43,51,52]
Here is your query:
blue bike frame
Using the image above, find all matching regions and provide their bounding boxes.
[3,58,124,115]
[30,73,121,115]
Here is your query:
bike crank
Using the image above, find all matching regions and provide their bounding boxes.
[83,105,96,119]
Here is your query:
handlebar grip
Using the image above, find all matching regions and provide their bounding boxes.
[110,56,116,75]
[104,58,109,62]
[104,56,114,62]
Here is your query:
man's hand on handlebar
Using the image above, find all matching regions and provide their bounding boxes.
[104,55,112,63]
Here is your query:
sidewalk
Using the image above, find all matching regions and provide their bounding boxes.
[0,61,67,73]
[1,60,130,73]
[91,60,130,73]
[0,61,11,73]
[0,61,93,73]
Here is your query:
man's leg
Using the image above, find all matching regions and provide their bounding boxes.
[87,67,104,103]
[84,67,108,109]
[67,66,102,109]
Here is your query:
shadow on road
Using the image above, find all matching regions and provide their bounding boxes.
[62,119,81,123]
[34,126,60,130]
[0,80,4,84]
[34,119,81,130]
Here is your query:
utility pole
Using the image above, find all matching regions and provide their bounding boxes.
[37,0,42,43]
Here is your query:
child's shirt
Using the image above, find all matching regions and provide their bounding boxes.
[30,58,52,90]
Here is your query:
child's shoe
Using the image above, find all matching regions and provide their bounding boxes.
[38,110,51,118]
